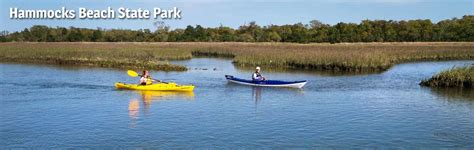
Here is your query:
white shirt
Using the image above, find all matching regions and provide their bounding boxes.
[140,76,148,84]
[252,72,263,80]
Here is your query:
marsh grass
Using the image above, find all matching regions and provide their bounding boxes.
[0,42,473,72]
[420,66,474,88]
[188,42,474,72]
[0,42,190,71]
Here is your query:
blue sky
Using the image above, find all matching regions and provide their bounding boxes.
[1,0,472,32]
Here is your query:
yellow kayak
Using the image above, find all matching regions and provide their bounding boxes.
[115,82,194,91]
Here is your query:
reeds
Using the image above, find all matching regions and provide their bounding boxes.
[188,42,474,72]
[0,42,473,72]
[420,66,474,88]
[0,42,189,71]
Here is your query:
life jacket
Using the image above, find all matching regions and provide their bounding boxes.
[252,72,262,80]
[140,76,153,85]
[146,78,153,85]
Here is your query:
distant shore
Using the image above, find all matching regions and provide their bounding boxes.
[0,42,473,72]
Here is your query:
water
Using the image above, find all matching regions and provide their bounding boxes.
[1,59,473,148]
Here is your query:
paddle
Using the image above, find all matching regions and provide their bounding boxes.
[127,70,168,84]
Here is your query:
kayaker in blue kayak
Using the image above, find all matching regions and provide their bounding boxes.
[252,66,266,81]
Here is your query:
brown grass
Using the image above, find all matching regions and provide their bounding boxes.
[0,42,473,72]
[420,66,474,88]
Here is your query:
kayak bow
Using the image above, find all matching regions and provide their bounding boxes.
[225,75,307,88]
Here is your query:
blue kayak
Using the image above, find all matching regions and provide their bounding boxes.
[225,75,307,88]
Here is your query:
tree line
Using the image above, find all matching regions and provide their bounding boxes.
[1,15,472,43]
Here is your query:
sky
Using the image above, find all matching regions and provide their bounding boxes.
[0,0,472,32]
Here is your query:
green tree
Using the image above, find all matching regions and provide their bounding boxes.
[91,29,103,42]
[30,25,49,42]
[2,15,473,43]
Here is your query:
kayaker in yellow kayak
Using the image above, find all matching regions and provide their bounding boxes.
[139,70,157,85]
[117,70,195,91]
[252,66,266,81]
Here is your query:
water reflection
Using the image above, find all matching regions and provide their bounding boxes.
[252,87,262,104]
[138,91,194,113]
[250,87,305,110]
[128,91,195,127]
[426,87,474,101]
[128,99,140,128]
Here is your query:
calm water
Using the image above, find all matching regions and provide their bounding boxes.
[1,59,473,148]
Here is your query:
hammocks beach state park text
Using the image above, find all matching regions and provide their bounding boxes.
[9,7,181,19]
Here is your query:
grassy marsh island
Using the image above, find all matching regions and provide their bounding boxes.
[0,42,189,71]
[420,66,474,88]
[190,42,474,72]
[0,42,473,72]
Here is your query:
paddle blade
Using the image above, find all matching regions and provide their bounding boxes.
[127,70,139,77]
